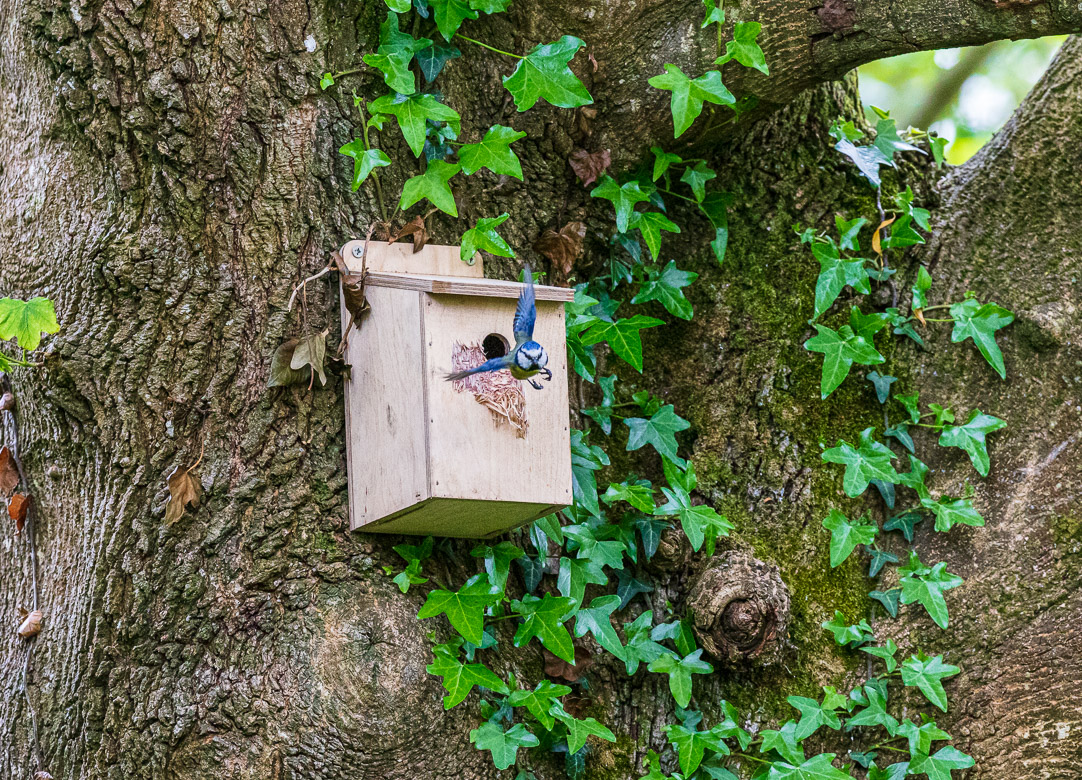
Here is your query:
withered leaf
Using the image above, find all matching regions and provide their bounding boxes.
[341,275,370,321]
[0,392,14,411]
[535,221,587,282]
[871,216,895,257]
[290,331,329,387]
[165,466,202,525]
[268,339,308,387]
[543,645,593,681]
[17,608,42,638]
[8,493,30,532]
[393,215,429,253]
[568,148,611,187]
[33,771,54,780]
[0,446,19,496]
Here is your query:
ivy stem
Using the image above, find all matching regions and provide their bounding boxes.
[733,752,770,765]
[920,304,953,312]
[455,34,524,59]
[870,744,910,754]
[922,318,953,323]
[356,100,389,224]
[656,187,697,203]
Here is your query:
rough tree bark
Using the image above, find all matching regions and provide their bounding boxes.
[1,0,1080,776]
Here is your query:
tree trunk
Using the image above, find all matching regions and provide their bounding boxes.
[1,0,1080,776]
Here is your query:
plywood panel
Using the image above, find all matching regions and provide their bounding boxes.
[423,294,573,511]
[365,498,562,538]
[340,240,484,277]
[365,272,576,301]
[342,285,431,529]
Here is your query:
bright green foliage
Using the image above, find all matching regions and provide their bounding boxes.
[788,686,847,741]
[860,639,899,673]
[580,314,665,372]
[417,42,462,82]
[510,593,577,662]
[898,718,951,756]
[557,556,606,606]
[632,260,696,318]
[470,722,539,770]
[835,215,867,250]
[625,404,691,467]
[805,324,884,398]
[648,65,735,137]
[929,404,955,428]
[570,428,609,518]
[388,536,433,592]
[630,213,682,262]
[469,0,513,13]
[563,524,626,569]
[502,36,593,110]
[460,213,514,262]
[899,552,963,629]
[912,266,933,311]
[417,573,502,644]
[622,611,669,674]
[655,466,733,552]
[869,588,901,617]
[849,307,891,341]
[822,610,873,647]
[369,93,461,156]
[895,455,931,500]
[909,747,974,780]
[869,762,910,780]
[590,176,651,232]
[830,121,892,188]
[339,142,391,191]
[573,594,625,658]
[508,680,570,729]
[582,374,617,433]
[427,643,509,707]
[902,654,960,712]
[458,125,526,177]
[822,509,877,567]
[665,722,730,776]
[699,190,733,265]
[0,297,59,352]
[822,428,900,497]
[648,649,713,708]
[602,481,655,513]
[716,21,768,74]
[701,0,724,27]
[938,410,1006,477]
[471,540,524,590]
[429,0,477,40]
[848,681,898,736]
[680,161,716,202]
[872,118,922,159]
[363,21,431,94]
[766,753,853,780]
[949,297,1014,378]
[921,497,984,533]
[760,721,805,765]
[399,160,461,215]
[895,391,921,423]
[551,700,617,753]
[382,0,410,12]
[651,146,683,180]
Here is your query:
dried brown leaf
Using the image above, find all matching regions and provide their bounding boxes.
[165,466,202,525]
[0,446,19,497]
[871,217,895,257]
[34,771,54,780]
[268,339,308,387]
[8,493,30,532]
[17,608,42,638]
[568,148,611,187]
[393,215,428,253]
[341,275,370,321]
[0,392,14,411]
[535,221,587,282]
[543,645,593,681]
[290,331,328,387]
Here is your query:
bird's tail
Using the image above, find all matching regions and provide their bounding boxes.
[444,355,512,382]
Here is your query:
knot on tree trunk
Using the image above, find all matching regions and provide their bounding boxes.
[686,551,790,665]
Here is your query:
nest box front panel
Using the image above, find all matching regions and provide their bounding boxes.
[422,293,573,510]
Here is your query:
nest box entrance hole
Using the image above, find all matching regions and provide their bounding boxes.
[482,333,510,360]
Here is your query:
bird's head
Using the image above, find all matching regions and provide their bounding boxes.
[516,341,548,371]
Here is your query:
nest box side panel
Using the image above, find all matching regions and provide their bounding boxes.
[342,285,431,529]
[423,295,573,512]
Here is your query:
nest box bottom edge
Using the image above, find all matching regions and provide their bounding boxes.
[353,497,568,539]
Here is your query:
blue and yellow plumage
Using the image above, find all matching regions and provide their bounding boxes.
[445,266,553,390]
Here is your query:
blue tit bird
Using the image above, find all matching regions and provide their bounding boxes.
[445,266,553,390]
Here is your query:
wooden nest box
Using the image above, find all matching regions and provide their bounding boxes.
[339,239,575,538]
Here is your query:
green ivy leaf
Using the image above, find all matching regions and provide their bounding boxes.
[895,455,931,500]
[551,700,617,753]
[460,213,514,263]
[716,21,768,74]
[590,175,651,232]
[508,680,571,729]
[665,722,730,776]
[603,481,656,513]
[629,213,682,263]
[949,297,1014,378]
[0,297,59,351]
[846,682,899,735]
[648,65,734,137]
[632,260,697,318]
[470,721,539,770]
[809,237,873,320]
[655,476,733,552]
[822,428,900,497]
[868,547,899,578]
[805,324,884,399]
[427,645,509,708]
[701,0,724,27]
[363,25,431,94]
[557,556,607,606]
[573,594,625,658]
[831,121,892,188]
[416,41,462,82]
[679,161,716,202]
[860,638,899,674]
[869,762,911,780]
[370,93,461,157]
[338,142,391,191]
[399,160,461,216]
[836,215,868,251]
[822,509,877,568]
[898,718,951,757]
[901,654,960,712]
[869,588,901,617]
[866,371,896,404]
[899,553,963,629]
[564,524,626,569]
[383,0,410,11]
[651,146,683,181]
[766,753,853,780]
[648,649,713,708]
[470,540,524,591]
[503,35,593,110]
[908,747,974,780]
[510,593,577,663]
[622,610,668,674]
[938,410,1006,477]
[921,496,985,533]
[821,610,873,647]
[570,428,609,518]
[458,124,527,177]
[417,573,502,644]
[428,0,477,39]
[469,0,513,12]
[625,404,691,467]
[788,686,847,741]
[581,314,665,372]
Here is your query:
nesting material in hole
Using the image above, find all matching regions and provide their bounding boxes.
[450,341,528,437]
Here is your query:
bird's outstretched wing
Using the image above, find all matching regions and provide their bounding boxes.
[445,355,513,382]
[513,266,536,344]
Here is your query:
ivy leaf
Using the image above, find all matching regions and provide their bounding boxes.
[846,682,899,735]
[699,190,733,265]
[821,610,873,647]
[428,0,477,39]
[766,753,853,780]
[603,481,656,513]
[417,573,502,644]
[836,215,868,251]
[831,122,892,188]
[573,594,625,658]
[895,455,931,500]
[461,213,514,262]
[651,146,683,181]
[503,35,593,110]
[648,65,734,137]
[427,645,509,708]
[949,298,1014,378]
[551,700,617,753]
[938,410,1006,477]
[759,721,805,765]
[648,649,713,708]
[860,638,899,673]
[370,93,461,157]
[581,314,665,372]
[885,422,915,454]
[632,260,697,319]
[383,0,410,11]
[909,747,974,780]
[788,687,847,741]
[458,125,526,178]
[850,307,892,342]
[629,213,682,263]
[363,27,431,94]
[289,331,328,386]
[655,476,733,552]
[822,509,877,568]
[897,718,951,757]
[895,391,921,423]
[901,654,960,712]
[635,515,668,560]
[873,118,922,159]
[510,593,577,663]
[665,722,730,776]
[679,161,716,202]
[869,763,911,780]
[867,547,899,578]
[869,588,901,617]
[0,298,59,352]
[866,371,896,404]
[822,428,900,497]
[416,41,462,82]
[899,554,963,629]
[557,556,607,606]
[622,610,667,674]
[701,0,724,27]
[625,404,691,467]
[716,21,768,74]
[570,428,609,518]
[339,142,391,191]
[805,324,884,399]
[921,496,985,533]
[564,524,626,569]
[508,680,571,730]
[399,160,461,216]
[471,540,524,591]
[470,721,539,770]
[590,175,651,232]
